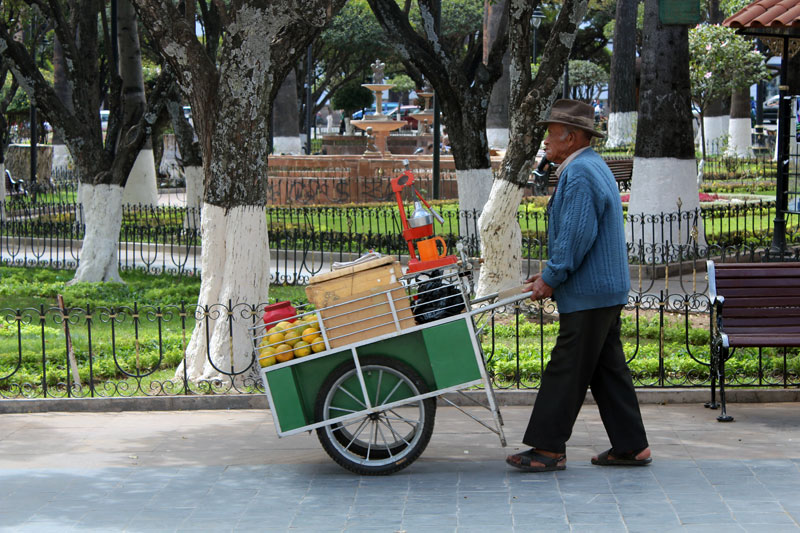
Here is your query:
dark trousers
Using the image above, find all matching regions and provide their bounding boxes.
[522,305,648,454]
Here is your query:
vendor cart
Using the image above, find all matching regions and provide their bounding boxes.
[250,252,530,475]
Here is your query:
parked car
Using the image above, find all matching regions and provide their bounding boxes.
[101,106,192,132]
[387,105,420,129]
[351,102,399,120]
[762,95,778,125]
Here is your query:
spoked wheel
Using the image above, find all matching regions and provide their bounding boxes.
[315,356,436,475]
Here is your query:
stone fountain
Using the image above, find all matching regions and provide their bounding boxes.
[351,59,405,158]
[412,82,435,135]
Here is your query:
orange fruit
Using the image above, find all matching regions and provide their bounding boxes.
[274,320,293,332]
[274,343,294,362]
[257,339,277,367]
[293,341,311,358]
[301,326,320,344]
[310,336,325,353]
[267,332,285,345]
[284,329,302,346]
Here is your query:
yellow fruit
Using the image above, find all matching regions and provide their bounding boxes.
[301,326,320,343]
[310,336,325,353]
[266,326,279,335]
[267,332,285,345]
[303,314,319,324]
[294,341,311,357]
[274,343,294,362]
[257,341,277,367]
[275,320,293,332]
[284,329,302,346]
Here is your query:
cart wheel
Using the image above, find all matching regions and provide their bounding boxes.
[315,356,436,475]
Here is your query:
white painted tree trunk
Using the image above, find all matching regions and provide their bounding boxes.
[51,144,72,174]
[272,136,303,155]
[486,128,509,150]
[475,179,524,298]
[70,184,124,283]
[0,161,5,220]
[727,117,752,158]
[122,148,158,206]
[177,203,271,383]
[626,157,705,255]
[606,111,637,148]
[701,114,730,155]
[457,167,494,239]
[345,117,354,136]
[184,165,203,211]
[790,98,799,180]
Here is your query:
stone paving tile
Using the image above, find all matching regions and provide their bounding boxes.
[732,511,798,525]
[6,406,800,531]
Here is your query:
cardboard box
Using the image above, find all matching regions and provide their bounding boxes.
[306,257,415,348]
[305,257,402,308]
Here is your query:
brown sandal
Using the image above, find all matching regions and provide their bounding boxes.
[591,448,652,466]
[506,449,566,472]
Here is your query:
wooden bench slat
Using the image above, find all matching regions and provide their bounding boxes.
[718,287,800,298]
[722,296,800,308]
[714,262,799,270]
[715,267,800,278]
[724,315,800,326]
[716,278,800,289]
[724,323,800,333]
[722,305,800,314]
[726,334,800,347]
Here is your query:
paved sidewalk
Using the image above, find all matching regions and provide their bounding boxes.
[2,403,800,532]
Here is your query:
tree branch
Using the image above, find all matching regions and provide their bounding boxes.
[131,0,215,98]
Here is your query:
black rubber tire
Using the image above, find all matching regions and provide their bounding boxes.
[315,355,436,475]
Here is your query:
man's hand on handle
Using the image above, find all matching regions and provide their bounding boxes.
[523,273,553,301]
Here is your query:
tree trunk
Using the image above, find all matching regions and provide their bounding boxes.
[0,70,15,220]
[51,36,73,173]
[628,0,703,255]
[132,0,346,383]
[702,97,730,156]
[728,87,751,158]
[272,69,302,154]
[118,0,158,206]
[606,0,638,148]
[484,0,509,150]
[70,184,125,283]
[165,87,203,214]
[476,0,589,297]
[0,161,5,220]
[1,0,171,286]
[367,0,507,230]
[176,204,270,381]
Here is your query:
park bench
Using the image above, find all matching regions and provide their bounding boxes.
[4,169,27,197]
[530,157,633,195]
[706,260,800,421]
[604,158,633,191]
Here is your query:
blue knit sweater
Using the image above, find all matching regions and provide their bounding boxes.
[541,148,630,314]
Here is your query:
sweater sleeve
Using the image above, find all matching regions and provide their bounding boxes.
[541,175,599,289]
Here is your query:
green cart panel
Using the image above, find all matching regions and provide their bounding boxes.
[356,332,436,390]
[422,319,482,388]
[266,317,482,434]
[267,350,353,433]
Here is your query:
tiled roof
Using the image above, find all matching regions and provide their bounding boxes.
[723,0,800,28]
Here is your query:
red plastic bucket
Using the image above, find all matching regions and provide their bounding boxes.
[262,301,297,329]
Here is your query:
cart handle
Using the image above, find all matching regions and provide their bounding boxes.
[468,288,533,316]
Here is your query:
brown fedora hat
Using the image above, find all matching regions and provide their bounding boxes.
[538,99,605,138]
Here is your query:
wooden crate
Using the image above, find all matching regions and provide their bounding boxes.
[305,257,415,348]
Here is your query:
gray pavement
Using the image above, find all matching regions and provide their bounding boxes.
[2,402,800,532]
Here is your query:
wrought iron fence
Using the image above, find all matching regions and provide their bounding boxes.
[2,200,800,283]
[2,282,799,399]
